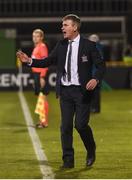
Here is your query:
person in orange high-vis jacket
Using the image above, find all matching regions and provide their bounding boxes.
[32,29,49,128]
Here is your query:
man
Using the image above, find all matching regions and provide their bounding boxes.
[17,14,105,168]
[89,34,104,113]
[31,29,49,128]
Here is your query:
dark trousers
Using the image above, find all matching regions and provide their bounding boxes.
[60,85,96,163]
[33,73,40,95]
[32,72,49,95]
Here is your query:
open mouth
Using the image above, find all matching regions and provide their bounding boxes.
[63,31,66,35]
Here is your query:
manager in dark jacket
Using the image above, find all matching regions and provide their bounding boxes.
[17,14,106,169]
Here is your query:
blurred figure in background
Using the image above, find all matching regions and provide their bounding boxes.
[32,29,49,128]
[123,44,132,63]
[89,34,104,113]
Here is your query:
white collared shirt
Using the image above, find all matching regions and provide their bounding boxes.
[61,34,80,86]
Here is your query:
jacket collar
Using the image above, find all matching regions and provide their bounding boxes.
[78,35,84,63]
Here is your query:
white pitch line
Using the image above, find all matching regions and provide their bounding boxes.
[18,91,54,179]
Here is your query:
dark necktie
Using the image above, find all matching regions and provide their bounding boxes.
[67,40,73,82]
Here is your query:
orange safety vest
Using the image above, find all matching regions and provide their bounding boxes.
[31,42,48,77]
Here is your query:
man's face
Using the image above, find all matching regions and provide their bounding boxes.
[32,32,43,45]
[61,19,78,40]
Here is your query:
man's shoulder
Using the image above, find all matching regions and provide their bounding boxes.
[53,39,68,51]
[59,38,68,45]
[80,35,96,46]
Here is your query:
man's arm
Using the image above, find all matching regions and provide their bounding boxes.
[17,42,59,68]
[86,41,106,91]
[90,42,106,82]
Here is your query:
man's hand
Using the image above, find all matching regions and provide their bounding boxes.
[16,51,31,64]
[86,79,98,91]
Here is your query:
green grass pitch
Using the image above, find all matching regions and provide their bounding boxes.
[0,90,132,178]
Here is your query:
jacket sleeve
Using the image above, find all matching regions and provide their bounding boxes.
[31,42,59,68]
[90,42,106,82]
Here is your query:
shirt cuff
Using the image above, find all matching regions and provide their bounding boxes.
[95,79,99,84]
[27,58,33,66]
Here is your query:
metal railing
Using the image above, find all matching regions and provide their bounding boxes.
[0,0,131,17]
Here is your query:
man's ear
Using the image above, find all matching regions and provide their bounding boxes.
[74,25,78,32]
[72,22,77,32]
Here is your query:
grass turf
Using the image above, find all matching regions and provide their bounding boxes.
[0,92,42,178]
[0,90,132,178]
[24,90,132,179]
